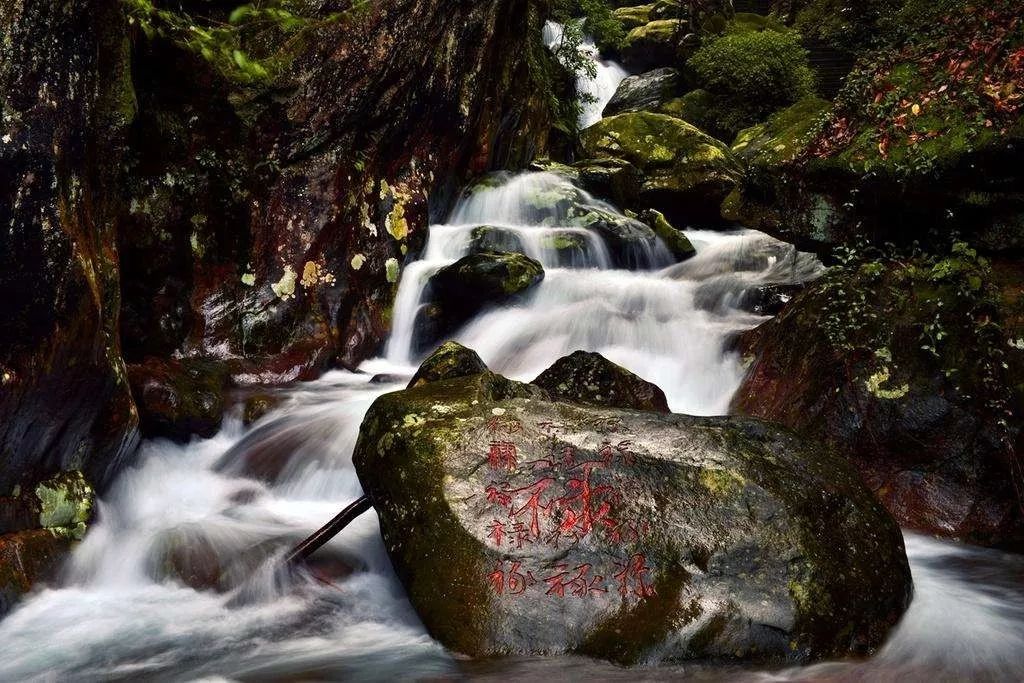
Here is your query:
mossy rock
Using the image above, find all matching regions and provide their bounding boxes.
[567,208,669,268]
[731,96,833,167]
[0,530,73,618]
[620,19,686,71]
[353,349,912,663]
[639,208,695,261]
[241,392,284,426]
[657,89,716,132]
[613,4,656,30]
[416,252,544,350]
[532,351,670,412]
[603,68,682,118]
[733,251,1024,549]
[467,225,526,256]
[127,357,234,441]
[581,112,742,223]
[570,158,644,209]
[408,342,488,389]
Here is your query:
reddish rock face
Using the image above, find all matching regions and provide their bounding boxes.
[0,0,139,494]
[0,530,73,615]
[732,259,1024,550]
[119,0,557,380]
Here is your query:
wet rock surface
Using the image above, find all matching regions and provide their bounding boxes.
[128,358,234,441]
[733,257,1024,549]
[415,252,545,352]
[0,0,139,495]
[603,68,682,117]
[581,113,742,224]
[533,351,670,413]
[353,348,912,664]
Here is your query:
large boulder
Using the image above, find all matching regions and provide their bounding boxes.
[414,252,544,352]
[532,351,670,413]
[581,112,743,224]
[620,20,686,71]
[733,251,1024,549]
[353,349,912,664]
[603,68,682,117]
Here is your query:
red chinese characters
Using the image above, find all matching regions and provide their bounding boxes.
[479,415,656,602]
[488,441,518,472]
[543,563,608,598]
[489,560,537,595]
[613,553,657,598]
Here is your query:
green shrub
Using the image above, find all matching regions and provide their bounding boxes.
[788,0,894,52]
[687,29,816,137]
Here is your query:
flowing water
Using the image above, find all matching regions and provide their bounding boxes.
[3,23,1024,683]
[543,21,627,128]
[2,169,1023,682]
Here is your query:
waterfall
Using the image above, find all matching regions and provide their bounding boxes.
[543,20,628,129]
[2,20,1023,683]
[387,170,820,415]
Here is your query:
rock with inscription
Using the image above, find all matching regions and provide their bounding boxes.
[353,350,912,665]
[532,351,670,414]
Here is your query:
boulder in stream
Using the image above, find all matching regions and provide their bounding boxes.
[603,68,682,117]
[533,351,670,413]
[414,252,544,352]
[352,347,912,664]
[581,112,742,224]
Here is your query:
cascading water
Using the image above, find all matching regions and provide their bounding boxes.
[3,22,1024,683]
[543,20,628,129]
[387,170,820,415]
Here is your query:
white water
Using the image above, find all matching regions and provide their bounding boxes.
[3,25,1023,683]
[543,20,628,128]
[388,170,820,415]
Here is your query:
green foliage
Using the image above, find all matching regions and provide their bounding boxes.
[122,0,365,84]
[802,0,1023,177]
[789,0,895,52]
[688,28,817,137]
[819,240,1013,431]
[553,0,625,52]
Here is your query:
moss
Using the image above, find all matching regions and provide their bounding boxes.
[613,4,655,30]
[578,563,695,664]
[657,89,715,131]
[687,28,817,138]
[732,96,832,166]
[864,367,910,400]
[641,208,695,260]
[698,467,746,497]
[581,112,742,194]
[385,257,400,284]
[723,12,789,36]
[624,19,681,46]
[270,265,297,299]
[35,471,93,541]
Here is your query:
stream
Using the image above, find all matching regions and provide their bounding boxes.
[2,22,1023,683]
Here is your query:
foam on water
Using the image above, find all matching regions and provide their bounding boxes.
[1,35,1022,682]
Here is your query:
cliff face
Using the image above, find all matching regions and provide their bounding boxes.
[121,0,556,381]
[0,0,139,494]
[0,0,558,603]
